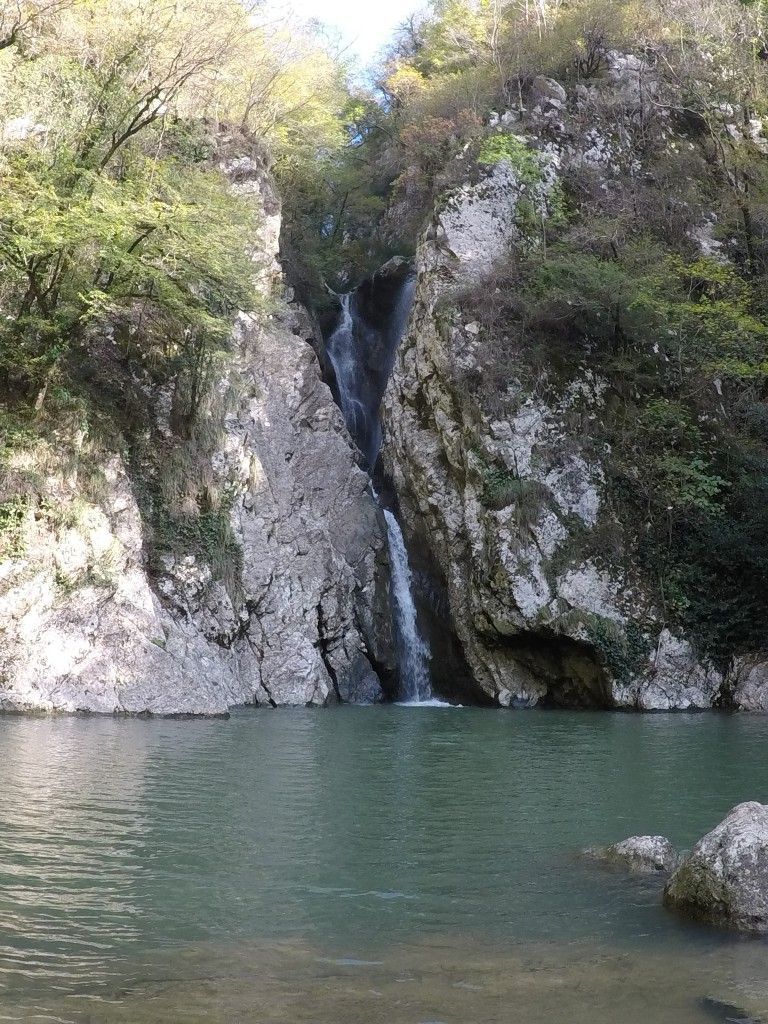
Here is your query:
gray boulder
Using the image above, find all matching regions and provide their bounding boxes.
[531,75,567,107]
[664,802,768,934]
[586,835,679,873]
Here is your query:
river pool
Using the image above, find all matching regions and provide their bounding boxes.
[1,707,768,1022]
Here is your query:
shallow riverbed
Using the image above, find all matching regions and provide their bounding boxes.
[1,707,767,1022]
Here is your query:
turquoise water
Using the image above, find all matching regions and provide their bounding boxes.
[2,707,768,1022]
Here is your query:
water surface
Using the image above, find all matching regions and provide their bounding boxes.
[1,707,768,1022]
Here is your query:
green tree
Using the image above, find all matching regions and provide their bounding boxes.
[0,0,351,412]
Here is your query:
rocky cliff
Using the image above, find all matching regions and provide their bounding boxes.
[382,64,768,710]
[0,156,394,715]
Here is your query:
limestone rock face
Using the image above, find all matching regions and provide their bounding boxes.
[728,659,768,712]
[222,307,394,709]
[630,631,723,712]
[0,157,394,715]
[664,803,768,934]
[437,161,524,277]
[0,455,250,716]
[586,836,679,874]
[381,88,725,710]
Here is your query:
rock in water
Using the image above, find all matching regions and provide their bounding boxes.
[585,836,679,873]
[664,802,768,934]
[700,997,764,1024]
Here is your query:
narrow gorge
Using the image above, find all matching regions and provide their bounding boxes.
[5,66,768,712]
[324,269,435,704]
[3,0,768,717]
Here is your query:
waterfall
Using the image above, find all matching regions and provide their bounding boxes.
[325,277,434,704]
[383,509,432,702]
[325,295,372,463]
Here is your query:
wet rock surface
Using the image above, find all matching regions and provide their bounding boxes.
[586,836,680,874]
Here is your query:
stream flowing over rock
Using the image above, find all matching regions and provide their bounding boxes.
[0,156,395,715]
[664,802,768,935]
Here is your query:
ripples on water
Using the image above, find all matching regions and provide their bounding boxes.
[1,708,768,1022]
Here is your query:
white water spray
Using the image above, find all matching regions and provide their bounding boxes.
[383,509,433,703]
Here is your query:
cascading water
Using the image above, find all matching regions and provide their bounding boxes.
[325,276,434,704]
[325,295,373,464]
[383,509,432,702]
[325,278,416,470]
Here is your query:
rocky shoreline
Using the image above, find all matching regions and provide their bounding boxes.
[586,802,768,936]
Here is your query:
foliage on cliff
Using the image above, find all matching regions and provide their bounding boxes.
[288,0,768,283]
[373,0,768,666]
[0,0,351,584]
[0,0,348,419]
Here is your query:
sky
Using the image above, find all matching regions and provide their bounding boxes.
[286,0,421,66]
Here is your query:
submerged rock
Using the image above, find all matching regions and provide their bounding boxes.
[585,836,679,874]
[700,997,764,1024]
[664,802,768,934]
